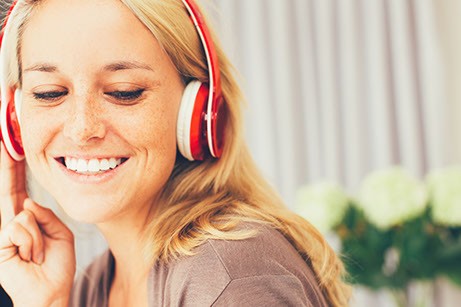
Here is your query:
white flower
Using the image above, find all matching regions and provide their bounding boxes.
[382,247,400,276]
[295,182,349,233]
[357,167,427,229]
[426,167,461,226]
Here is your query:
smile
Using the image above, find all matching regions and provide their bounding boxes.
[56,157,129,174]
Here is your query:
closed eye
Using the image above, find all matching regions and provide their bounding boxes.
[33,90,68,101]
[105,89,145,102]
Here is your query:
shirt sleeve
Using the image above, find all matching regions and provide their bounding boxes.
[211,274,319,307]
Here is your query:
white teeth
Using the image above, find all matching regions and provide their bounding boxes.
[109,158,117,169]
[63,157,125,174]
[87,159,100,172]
[100,159,110,171]
[65,157,78,171]
[71,158,78,170]
[76,159,88,172]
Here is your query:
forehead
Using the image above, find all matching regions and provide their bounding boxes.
[20,0,161,69]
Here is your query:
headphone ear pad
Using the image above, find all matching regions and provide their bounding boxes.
[177,80,210,161]
[1,88,24,161]
[14,88,22,124]
[177,81,201,161]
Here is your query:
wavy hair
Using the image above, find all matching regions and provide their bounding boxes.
[2,0,351,305]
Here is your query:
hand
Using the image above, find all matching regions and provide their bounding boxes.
[0,142,76,307]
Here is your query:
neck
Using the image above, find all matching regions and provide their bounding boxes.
[97,204,154,288]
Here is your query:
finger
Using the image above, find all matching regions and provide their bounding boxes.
[15,209,44,264]
[0,221,32,262]
[24,199,73,242]
[0,141,26,227]
[0,141,27,195]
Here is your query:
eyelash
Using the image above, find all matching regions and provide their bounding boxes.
[105,89,145,101]
[32,89,145,103]
[33,91,68,101]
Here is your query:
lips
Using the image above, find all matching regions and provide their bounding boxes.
[56,157,128,174]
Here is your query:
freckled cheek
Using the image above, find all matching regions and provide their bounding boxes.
[123,105,179,157]
[19,111,58,181]
[20,111,55,157]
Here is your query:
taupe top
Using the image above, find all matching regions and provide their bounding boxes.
[70,223,328,306]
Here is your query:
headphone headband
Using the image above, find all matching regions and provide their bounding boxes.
[0,1,17,46]
[181,0,221,98]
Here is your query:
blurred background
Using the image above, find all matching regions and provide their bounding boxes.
[209,1,461,306]
[3,0,461,306]
[212,0,460,204]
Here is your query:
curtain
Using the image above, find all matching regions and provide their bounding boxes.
[213,0,457,206]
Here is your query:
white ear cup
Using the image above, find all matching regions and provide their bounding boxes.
[14,88,22,124]
[177,80,202,161]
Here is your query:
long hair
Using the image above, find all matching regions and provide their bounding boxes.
[3,0,351,305]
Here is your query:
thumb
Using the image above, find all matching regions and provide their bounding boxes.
[0,141,27,228]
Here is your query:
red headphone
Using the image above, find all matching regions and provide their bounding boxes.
[0,0,24,161]
[177,0,227,161]
[0,0,226,162]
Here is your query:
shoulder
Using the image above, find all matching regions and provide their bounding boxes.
[207,222,308,278]
[69,250,113,307]
[151,222,328,307]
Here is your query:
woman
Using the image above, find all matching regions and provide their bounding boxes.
[0,0,350,306]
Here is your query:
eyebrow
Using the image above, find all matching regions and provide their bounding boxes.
[23,63,58,73]
[23,60,154,74]
[102,61,154,72]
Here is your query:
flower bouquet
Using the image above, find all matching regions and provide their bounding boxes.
[295,167,461,299]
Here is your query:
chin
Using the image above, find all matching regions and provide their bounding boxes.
[55,194,128,224]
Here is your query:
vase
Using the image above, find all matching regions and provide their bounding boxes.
[392,280,435,307]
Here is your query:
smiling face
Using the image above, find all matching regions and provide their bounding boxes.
[19,0,185,223]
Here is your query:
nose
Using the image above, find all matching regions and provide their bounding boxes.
[62,95,106,145]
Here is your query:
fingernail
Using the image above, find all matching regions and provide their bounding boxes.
[25,251,32,262]
[36,252,44,264]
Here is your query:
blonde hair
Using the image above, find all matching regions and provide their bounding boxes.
[3,0,351,305]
